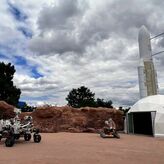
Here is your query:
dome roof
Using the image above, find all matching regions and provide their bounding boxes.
[129,95,164,113]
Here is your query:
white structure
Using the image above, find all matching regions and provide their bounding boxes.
[138,25,158,98]
[127,95,164,137]
[14,108,21,114]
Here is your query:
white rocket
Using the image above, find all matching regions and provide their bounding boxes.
[138,25,158,98]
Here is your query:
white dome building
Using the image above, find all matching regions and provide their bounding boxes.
[127,95,164,137]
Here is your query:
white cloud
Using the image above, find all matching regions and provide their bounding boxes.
[1,0,164,107]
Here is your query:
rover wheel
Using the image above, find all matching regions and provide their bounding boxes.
[113,132,120,139]
[100,132,106,138]
[33,134,41,143]
[5,136,15,147]
[14,134,20,140]
[24,133,31,141]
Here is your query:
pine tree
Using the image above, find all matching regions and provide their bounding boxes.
[0,62,21,106]
[66,86,95,108]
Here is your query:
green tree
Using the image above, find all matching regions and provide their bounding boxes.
[0,62,21,106]
[118,106,130,116]
[21,104,36,112]
[66,86,95,108]
[96,98,113,108]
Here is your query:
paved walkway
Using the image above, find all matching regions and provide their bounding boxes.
[0,133,164,164]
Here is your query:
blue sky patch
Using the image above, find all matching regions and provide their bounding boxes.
[18,27,33,38]
[15,56,27,65]
[0,40,25,57]
[8,2,27,22]
[0,52,9,59]
[0,44,14,59]
[0,44,10,52]
[14,56,43,78]
[31,66,43,79]
[21,96,49,102]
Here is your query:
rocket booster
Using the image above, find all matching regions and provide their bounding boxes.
[138,26,158,98]
[138,26,152,61]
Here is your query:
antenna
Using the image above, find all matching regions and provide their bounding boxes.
[150,32,164,40]
[152,51,164,56]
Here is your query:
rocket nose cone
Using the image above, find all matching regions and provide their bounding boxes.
[138,25,150,41]
[138,25,152,60]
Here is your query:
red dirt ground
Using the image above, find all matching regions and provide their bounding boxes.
[0,133,164,164]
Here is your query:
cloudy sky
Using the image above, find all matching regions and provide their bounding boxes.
[1,0,164,107]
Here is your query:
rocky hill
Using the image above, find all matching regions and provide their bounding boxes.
[0,101,124,133]
[20,106,124,133]
[0,101,15,119]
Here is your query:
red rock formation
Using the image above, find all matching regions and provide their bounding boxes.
[20,106,123,133]
[0,101,15,119]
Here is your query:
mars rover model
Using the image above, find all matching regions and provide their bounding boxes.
[100,127,120,139]
[0,114,41,147]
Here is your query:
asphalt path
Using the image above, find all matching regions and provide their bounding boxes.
[0,133,164,164]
